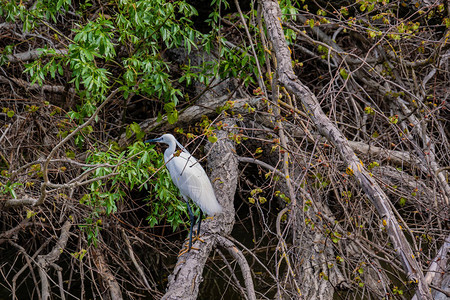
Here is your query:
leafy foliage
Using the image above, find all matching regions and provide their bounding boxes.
[3,0,206,123]
[81,142,186,244]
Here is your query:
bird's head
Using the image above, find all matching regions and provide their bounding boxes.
[144,134,175,145]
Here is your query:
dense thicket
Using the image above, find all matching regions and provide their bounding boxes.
[0,0,449,299]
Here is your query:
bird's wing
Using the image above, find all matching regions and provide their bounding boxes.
[166,152,205,200]
[166,152,221,215]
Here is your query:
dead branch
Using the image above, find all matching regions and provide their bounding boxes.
[348,141,421,166]
[121,228,152,290]
[0,219,31,245]
[412,234,450,300]
[4,195,39,208]
[10,241,44,300]
[37,88,119,206]
[215,248,248,298]
[0,75,75,94]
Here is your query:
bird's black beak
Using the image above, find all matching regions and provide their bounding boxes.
[144,137,162,143]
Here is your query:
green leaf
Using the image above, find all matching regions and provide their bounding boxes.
[130,122,141,134]
[364,106,375,115]
[208,135,217,143]
[167,109,178,124]
[389,115,399,124]
[339,68,349,80]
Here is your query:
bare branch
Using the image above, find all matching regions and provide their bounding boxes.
[37,88,119,206]
[5,49,68,63]
[37,221,72,300]
[216,236,257,300]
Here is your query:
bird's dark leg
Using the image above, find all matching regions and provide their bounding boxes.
[197,210,203,237]
[179,202,204,256]
[186,201,195,252]
[191,210,205,243]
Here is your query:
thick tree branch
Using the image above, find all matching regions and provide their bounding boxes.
[119,96,260,147]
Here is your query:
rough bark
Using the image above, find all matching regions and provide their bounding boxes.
[162,120,240,300]
[261,0,432,299]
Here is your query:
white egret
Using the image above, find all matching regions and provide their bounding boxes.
[145,134,222,253]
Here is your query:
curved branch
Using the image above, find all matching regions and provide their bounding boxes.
[216,236,257,300]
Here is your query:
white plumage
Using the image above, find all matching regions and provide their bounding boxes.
[158,134,222,216]
[145,134,222,253]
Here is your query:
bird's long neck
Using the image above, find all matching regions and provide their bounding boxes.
[164,141,176,163]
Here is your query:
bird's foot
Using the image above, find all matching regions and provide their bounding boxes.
[205,216,214,220]
[192,232,205,243]
[178,244,199,256]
